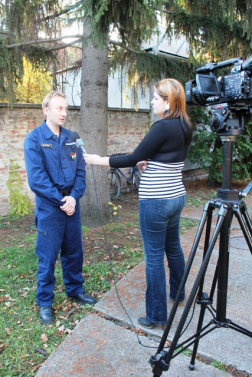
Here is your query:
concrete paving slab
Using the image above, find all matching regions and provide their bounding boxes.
[36,315,232,377]
[95,222,252,374]
[181,205,206,221]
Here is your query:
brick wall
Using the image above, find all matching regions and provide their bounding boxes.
[0,104,150,216]
[107,110,150,155]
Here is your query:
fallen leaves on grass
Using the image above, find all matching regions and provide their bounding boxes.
[57,325,72,334]
[57,325,65,333]
[40,334,48,342]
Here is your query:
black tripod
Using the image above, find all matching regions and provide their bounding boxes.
[150,107,252,376]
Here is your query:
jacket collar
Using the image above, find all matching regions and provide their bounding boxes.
[41,120,67,140]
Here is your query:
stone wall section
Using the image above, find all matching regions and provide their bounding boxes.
[0,105,150,216]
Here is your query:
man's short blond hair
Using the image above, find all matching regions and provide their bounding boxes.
[42,91,67,116]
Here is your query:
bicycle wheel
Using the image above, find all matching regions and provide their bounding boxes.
[107,169,121,200]
[132,167,141,191]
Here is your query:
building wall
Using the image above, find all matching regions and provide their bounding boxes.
[57,66,151,109]
[0,104,150,216]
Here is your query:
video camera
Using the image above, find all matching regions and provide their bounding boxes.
[185,55,252,106]
[185,55,252,134]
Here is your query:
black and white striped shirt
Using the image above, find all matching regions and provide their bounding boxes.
[139,161,186,200]
[109,118,190,200]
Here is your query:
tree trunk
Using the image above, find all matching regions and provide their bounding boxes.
[79,22,111,227]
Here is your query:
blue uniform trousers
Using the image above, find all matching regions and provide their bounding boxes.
[35,199,84,306]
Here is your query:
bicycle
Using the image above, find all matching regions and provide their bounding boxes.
[107,154,141,200]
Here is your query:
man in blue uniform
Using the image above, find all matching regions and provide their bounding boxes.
[24,91,96,324]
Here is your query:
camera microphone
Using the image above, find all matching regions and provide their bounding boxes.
[70,131,88,154]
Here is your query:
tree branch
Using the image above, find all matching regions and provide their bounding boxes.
[46,38,83,52]
[39,0,83,22]
[6,35,83,49]
[109,40,139,54]
[109,39,188,61]
[162,9,174,15]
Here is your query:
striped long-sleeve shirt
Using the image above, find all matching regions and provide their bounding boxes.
[138,160,185,200]
[109,117,190,200]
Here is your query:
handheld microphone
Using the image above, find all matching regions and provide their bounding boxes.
[70,131,88,154]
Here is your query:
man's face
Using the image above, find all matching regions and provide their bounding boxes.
[43,95,68,127]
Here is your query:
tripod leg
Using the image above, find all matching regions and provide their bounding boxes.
[150,202,214,376]
[189,208,215,370]
[156,201,211,353]
[164,205,227,363]
[189,292,209,370]
[204,205,233,307]
[240,200,252,236]
[189,204,232,369]
[216,206,232,322]
[196,203,214,300]
[190,229,223,369]
[151,204,228,377]
[233,203,252,254]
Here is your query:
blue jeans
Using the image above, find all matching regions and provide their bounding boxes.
[139,195,186,324]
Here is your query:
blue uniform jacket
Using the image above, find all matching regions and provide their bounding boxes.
[23,120,86,207]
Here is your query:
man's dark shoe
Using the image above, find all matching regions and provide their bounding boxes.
[71,292,97,306]
[39,305,54,324]
[138,316,155,329]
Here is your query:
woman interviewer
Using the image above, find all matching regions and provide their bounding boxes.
[84,78,192,329]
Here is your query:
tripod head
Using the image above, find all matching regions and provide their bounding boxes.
[207,103,252,199]
[209,103,252,136]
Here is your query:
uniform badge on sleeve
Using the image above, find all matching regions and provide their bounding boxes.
[71,152,76,160]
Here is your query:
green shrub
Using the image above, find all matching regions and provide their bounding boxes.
[7,160,32,216]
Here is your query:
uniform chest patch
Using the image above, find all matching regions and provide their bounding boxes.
[41,143,52,148]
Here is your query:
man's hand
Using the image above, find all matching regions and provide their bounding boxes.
[60,196,76,216]
[137,160,148,171]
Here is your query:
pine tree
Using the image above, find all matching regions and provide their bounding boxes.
[1,1,252,101]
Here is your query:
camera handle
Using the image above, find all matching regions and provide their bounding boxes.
[150,117,252,377]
